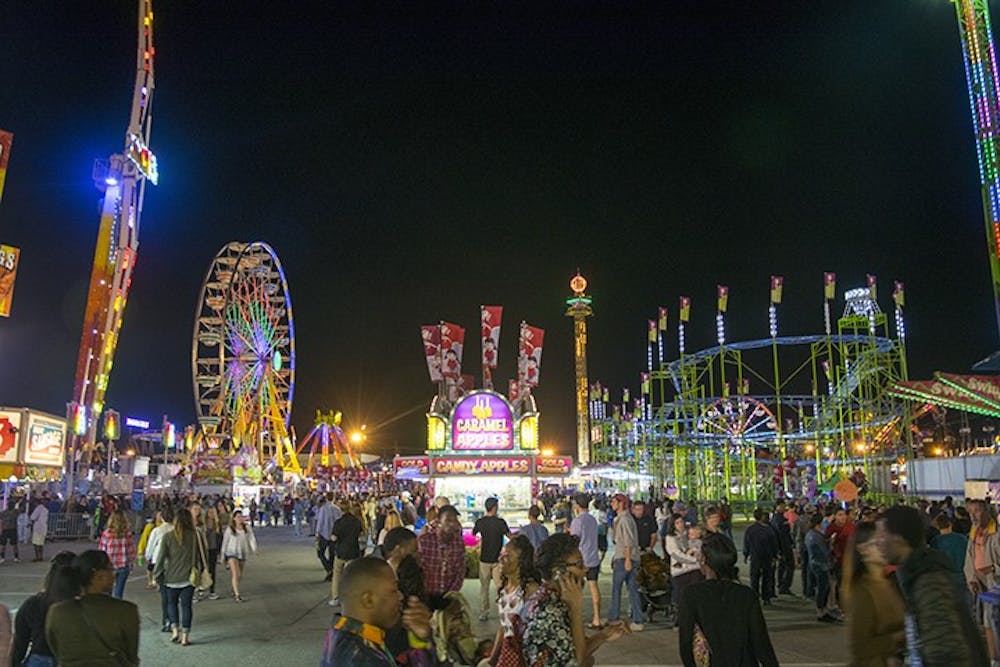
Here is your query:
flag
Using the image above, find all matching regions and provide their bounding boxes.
[824,272,836,300]
[420,325,443,382]
[648,319,657,343]
[602,386,609,403]
[623,387,630,404]
[0,131,12,204]
[679,296,691,323]
[641,372,651,395]
[480,305,503,369]
[658,306,668,331]
[717,285,729,313]
[440,321,465,379]
[770,276,784,304]
[893,281,905,309]
[519,323,545,387]
[867,274,877,300]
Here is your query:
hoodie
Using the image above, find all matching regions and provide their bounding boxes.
[895,546,988,667]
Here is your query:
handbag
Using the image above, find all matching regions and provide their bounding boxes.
[189,532,213,590]
[75,599,137,667]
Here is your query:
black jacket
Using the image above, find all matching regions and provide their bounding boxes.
[678,579,778,667]
[743,521,779,561]
[896,546,989,667]
[332,513,363,560]
[769,513,793,552]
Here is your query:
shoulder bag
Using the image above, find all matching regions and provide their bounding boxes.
[75,599,137,667]
[189,532,213,590]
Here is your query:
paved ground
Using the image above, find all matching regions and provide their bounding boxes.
[1,525,848,666]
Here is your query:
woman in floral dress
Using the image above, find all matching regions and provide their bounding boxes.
[487,535,538,667]
[520,533,630,667]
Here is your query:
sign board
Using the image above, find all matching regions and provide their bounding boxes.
[22,413,66,467]
[451,392,514,451]
[0,244,20,317]
[394,456,430,477]
[535,456,573,476]
[432,456,531,476]
[0,409,22,464]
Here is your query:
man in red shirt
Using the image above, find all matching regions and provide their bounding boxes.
[416,505,467,601]
[824,507,855,609]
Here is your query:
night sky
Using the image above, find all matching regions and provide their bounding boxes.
[0,1,994,457]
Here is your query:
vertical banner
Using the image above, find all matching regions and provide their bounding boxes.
[867,274,877,300]
[717,285,729,313]
[658,307,668,331]
[480,305,503,388]
[0,244,21,318]
[893,281,905,309]
[824,272,837,300]
[679,296,691,323]
[420,325,443,382]
[770,276,784,304]
[647,319,657,343]
[519,323,545,388]
[640,372,651,395]
[0,130,12,203]
[440,322,466,379]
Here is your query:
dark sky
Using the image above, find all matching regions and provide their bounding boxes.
[0,1,994,457]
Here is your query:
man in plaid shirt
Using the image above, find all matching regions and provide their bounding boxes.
[416,505,466,598]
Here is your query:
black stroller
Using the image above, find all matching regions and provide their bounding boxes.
[636,551,676,624]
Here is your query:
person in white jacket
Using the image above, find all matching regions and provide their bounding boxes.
[221,511,258,601]
[146,507,175,631]
[664,514,704,622]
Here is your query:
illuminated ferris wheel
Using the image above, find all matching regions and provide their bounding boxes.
[697,396,776,445]
[192,242,296,468]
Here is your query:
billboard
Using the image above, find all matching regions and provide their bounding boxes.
[0,409,22,464]
[451,392,514,451]
[432,456,531,476]
[0,244,20,317]
[23,413,66,467]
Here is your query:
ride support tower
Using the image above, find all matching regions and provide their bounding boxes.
[566,273,593,465]
[69,0,158,486]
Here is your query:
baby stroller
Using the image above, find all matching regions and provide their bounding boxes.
[636,551,675,624]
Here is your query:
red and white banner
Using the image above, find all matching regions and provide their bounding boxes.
[420,325,443,382]
[440,321,466,380]
[481,305,503,369]
[508,379,520,402]
[519,323,545,388]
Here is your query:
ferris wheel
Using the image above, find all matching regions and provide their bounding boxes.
[696,396,776,444]
[192,241,296,469]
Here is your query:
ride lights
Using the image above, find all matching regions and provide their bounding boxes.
[768,305,778,338]
[895,309,906,340]
[70,402,87,437]
[103,410,120,441]
[716,313,726,346]
[678,322,686,355]
[162,420,175,449]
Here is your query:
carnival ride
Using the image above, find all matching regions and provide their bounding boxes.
[191,241,299,475]
[297,410,362,477]
[589,280,913,502]
[68,0,158,483]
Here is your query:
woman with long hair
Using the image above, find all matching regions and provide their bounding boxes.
[842,522,905,666]
[203,506,222,600]
[378,510,403,547]
[45,550,140,665]
[665,513,703,616]
[487,534,538,667]
[11,551,74,666]
[677,533,778,667]
[98,510,136,599]
[153,508,203,645]
[221,510,258,602]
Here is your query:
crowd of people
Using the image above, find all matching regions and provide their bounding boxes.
[1,486,999,665]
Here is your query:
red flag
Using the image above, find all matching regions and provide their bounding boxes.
[658,307,668,331]
[420,325,443,382]
[519,323,545,388]
[824,272,836,300]
[440,321,465,379]
[481,305,503,369]
[867,274,877,300]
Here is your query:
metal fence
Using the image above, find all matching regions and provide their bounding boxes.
[46,513,93,540]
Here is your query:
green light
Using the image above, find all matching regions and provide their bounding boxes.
[273,351,282,372]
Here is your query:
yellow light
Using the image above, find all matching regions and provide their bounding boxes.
[126,449,135,456]
[804,443,814,453]
[519,415,539,450]
[933,446,944,456]
[854,443,866,453]
[350,431,364,444]
[541,447,554,457]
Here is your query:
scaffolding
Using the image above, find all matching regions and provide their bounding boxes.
[589,285,912,502]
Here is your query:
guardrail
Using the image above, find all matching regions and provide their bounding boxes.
[46,513,93,540]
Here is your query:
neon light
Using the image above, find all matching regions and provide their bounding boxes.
[125,417,150,429]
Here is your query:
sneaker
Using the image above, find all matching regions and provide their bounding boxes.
[629,623,645,632]
[208,592,220,600]
[328,598,340,607]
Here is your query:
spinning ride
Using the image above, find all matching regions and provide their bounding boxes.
[192,241,298,474]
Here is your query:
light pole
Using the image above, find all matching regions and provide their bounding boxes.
[104,409,120,477]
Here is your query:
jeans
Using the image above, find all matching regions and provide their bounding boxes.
[317,537,334,573]
[811,567,830,614]
[776,549,794,593]
[609,558,645,624]
[800,546,814,597]
[23,655,57,667]
[159,578,170,627]
[479,561,501,615]
[113,566,130,599]
[166,585,195,631]
[749,557,775,601]
[207,549,219,593]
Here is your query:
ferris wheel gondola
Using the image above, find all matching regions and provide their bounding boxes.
[192,241,298,473]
